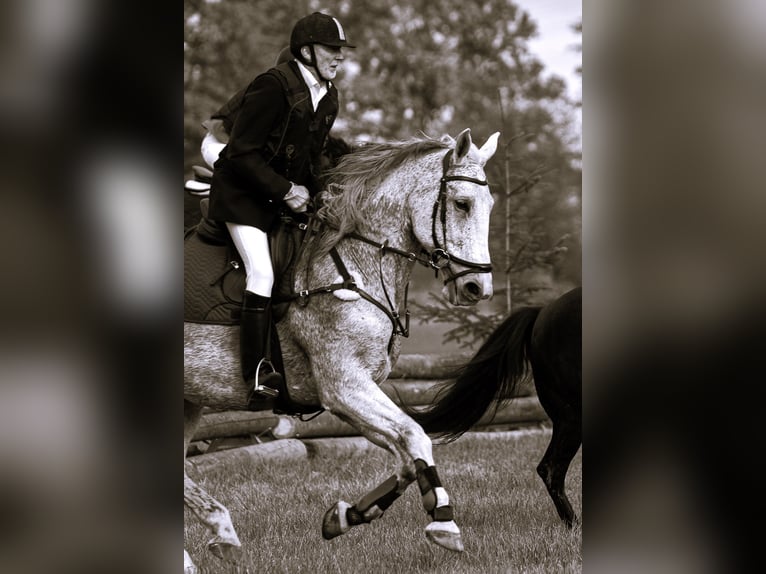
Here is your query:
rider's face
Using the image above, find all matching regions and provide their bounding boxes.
[312,44,345,80]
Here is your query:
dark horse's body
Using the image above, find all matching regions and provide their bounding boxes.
[409,287,582,526]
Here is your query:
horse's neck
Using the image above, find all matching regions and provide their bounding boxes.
[358,196,415,250]
[336,183,419,302]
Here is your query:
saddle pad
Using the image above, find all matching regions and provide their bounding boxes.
[184,228,244,324]
[184,214,308,324]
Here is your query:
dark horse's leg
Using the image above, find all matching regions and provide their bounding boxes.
[535,392,582,527]
[531,287,582,527]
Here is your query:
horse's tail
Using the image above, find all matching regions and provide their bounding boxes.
[406,306,541,442]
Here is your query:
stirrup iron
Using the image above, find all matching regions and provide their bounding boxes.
[252,357,280,398]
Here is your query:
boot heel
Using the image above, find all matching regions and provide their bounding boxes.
[253,385,280,399]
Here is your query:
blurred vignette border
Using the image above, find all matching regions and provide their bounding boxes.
[585,1,766,572]
[0,1,177,573]
[0,0,764,572]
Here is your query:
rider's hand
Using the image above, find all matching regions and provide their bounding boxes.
[284,184,310,213]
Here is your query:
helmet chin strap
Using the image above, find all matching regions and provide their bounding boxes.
[305,45,331,82]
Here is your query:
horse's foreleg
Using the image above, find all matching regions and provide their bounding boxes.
[322,423,416,539]
[414,458,463,550]
[322,473,412,539]
[320,383,463,552]
[537,414,581,528]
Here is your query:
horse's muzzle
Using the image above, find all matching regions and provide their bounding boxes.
[444,274,493,306]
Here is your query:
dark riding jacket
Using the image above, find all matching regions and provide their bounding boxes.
[208,61,339,231]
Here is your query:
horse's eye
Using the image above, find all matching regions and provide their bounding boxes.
[455,199,471,213]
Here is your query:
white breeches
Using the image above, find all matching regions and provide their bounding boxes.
[201,132,227,169]
[225,222,274,296]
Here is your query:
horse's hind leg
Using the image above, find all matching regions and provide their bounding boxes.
[184,401,242,565]
[183,549,196,574]
[537,412,581,527]
[320,379,463,552]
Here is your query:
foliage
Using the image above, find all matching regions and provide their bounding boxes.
[183,0,582,348]
[411,293,505,349]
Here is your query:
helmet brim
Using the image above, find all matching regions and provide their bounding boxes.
[319,41,356,49]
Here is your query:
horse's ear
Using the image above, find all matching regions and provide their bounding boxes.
[476,132,500,166]
[453,128,472,165]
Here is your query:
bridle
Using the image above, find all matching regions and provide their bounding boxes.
[428,149,493,284]
[290,148,493,346]
[347,149,493,280]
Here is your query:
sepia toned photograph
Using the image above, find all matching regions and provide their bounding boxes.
[184,2,581,572]
[2,0,763,572]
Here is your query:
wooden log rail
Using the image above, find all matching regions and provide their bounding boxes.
[268,397,546,440]
[192,354,545,444]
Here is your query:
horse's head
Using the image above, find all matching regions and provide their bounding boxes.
[410,129,499,306]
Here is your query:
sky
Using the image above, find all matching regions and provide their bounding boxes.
[512,0,582,102]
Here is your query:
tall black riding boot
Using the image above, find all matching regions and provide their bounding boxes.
[240,291,283,401]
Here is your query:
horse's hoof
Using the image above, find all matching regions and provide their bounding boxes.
[208,540,242,562]
[322,500,351,540]
[425,520,464,552]
[564,514,580,530]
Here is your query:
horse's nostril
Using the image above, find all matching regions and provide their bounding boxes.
[464,282,481,298]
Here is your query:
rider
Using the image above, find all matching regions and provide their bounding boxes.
[200,45,351,172]
[207,12,355,401]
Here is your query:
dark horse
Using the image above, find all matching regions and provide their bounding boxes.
[408,287,582,526]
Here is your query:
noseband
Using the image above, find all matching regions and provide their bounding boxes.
[428,149,493,284]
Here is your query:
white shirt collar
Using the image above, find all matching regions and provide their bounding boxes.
[295,60,328,112]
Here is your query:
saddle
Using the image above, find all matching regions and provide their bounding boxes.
[184,198,305,322]
[184,197,319,415]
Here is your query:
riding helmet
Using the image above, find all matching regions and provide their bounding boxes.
[290,12,355,60]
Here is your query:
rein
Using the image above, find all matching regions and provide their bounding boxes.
[286,148,493,348]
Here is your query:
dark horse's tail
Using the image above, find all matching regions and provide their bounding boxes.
[406,306,541,442]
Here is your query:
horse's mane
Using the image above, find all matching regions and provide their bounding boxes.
[312,136,452,256]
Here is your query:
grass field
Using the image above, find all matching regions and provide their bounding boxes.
[185,429,581,573]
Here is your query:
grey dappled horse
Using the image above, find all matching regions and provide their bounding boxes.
[184,129,499,572]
